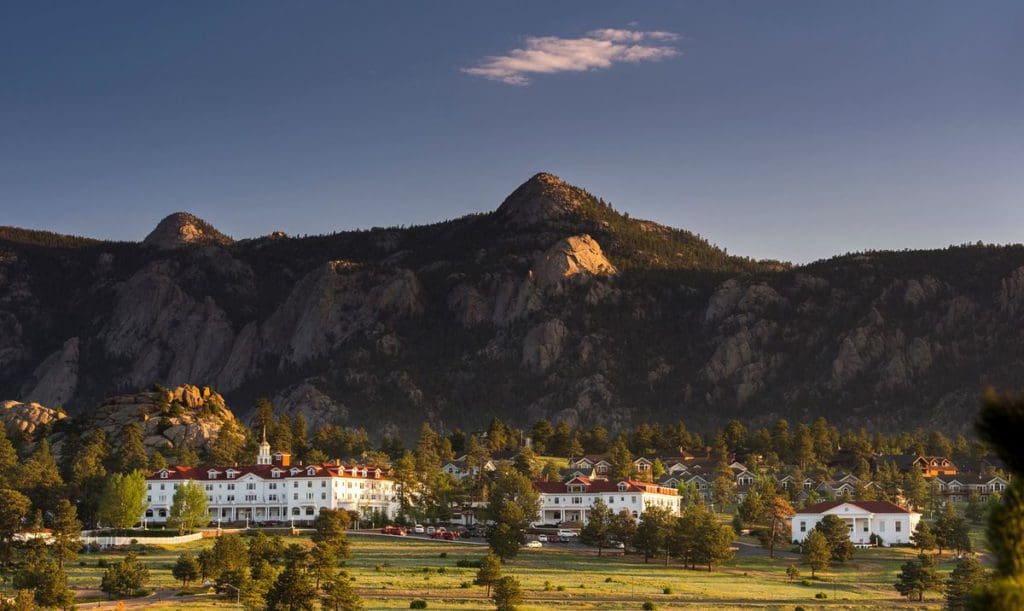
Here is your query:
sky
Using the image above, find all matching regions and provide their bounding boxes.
[1,1,1022,263]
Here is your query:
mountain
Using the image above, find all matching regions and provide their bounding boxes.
[1,172,1023,437]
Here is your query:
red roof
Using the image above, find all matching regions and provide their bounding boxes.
[798,500,913,514]
[149,463,389,481]
[532,479,678,496]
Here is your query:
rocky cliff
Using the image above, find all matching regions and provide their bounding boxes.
[1,173,1022,436]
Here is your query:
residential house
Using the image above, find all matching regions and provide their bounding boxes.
[533,477,679,525]
[791,500,920,546]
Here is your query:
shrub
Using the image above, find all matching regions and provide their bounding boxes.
[456,559,482,568]
[815,592,827,599]
[663,586,672,594]
[556,585,565,592]
[800,579,812,587]
[438,552,447,558]
[643,602,657,610]
[460,581,470,588]
[605,577,614,583]
[410,600,428,609]
[543,580,552,591]
[437,567,447,574]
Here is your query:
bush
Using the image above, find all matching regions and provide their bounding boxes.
[97,559,108,568]
[437,567,447,574]
[815,592,827,599]
[439,552,447,558]
[456,559,482,568]
[643,602,657,610]
[460,581,470,588]
[663,586,672,594]
[605,577,614,583]
[556,585,565,592]
[800,579,812,587]
[410,600,428,609]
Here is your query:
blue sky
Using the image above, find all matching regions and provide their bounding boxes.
[1,1,1022,263]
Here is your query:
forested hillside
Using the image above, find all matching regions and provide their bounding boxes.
[2,172,1023,438]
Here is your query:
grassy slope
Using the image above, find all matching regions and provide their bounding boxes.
[65,529,988,609]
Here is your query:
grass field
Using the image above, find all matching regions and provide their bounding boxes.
[54,528,989,610]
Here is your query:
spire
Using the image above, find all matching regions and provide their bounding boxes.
[262,426,267,444]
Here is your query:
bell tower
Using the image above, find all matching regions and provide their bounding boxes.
[256,427,272,465]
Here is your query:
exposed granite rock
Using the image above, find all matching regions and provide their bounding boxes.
[0,400,65,437]
[522,319,568,373]
[20,337,79,407]
[495,172,584,227]
[143,212,233,249]
[534,234,617,290]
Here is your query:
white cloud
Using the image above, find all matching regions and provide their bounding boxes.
[463,28,680,86]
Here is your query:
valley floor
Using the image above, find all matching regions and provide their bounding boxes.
[67,531,975,610]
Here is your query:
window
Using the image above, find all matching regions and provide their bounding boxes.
[305,507,314,516]
[160,484,165,490]
[895,521,902,532]
[247,483,256,490]
[293,493,298,500]
[160,472,168,479]
[800,521,806,533]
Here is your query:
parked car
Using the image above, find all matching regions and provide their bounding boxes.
[413,524,425,534]
[537,534,548,542]
[609,541,625,549]
[525,540,543,548]
[558,535,570,543]
[381,525,407,536]
[426,526,436,535]
[442,531,456,540]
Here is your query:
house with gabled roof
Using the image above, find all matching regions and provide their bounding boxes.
[533,477,679,525]
[791,500,920,546]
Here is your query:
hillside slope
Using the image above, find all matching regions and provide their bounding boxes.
[1,172,1022,436]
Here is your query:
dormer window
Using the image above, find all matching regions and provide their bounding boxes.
[618,482,628,492]
[307,467,316,476]
[272,469,282,478]
[290,467,301,476]
[226,470,237,479]
[208,470,219,480]
[160,471,168,479]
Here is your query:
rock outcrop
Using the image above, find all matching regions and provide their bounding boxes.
[534,234,616,290]
[143,212,233,249]
[0,400,65,437]
[495,172,585,227]
[84,384,237,455]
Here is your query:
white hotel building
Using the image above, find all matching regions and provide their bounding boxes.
[143,435,399,524]
[533,476,680,525]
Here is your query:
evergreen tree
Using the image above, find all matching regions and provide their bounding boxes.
[970,388,1024,605]
[51,498,81,570]
[100,552,150,597]
[492,576,523,611]
[0,427,18,489]
[945,555,987,610]
[321,572,363,610]
[634,506,673,564]
[173,552,201,587]
[611,509,637,551]
[18,439,64,514]
[13,550,74,609]
[802,530,831,577]
[291,412,309,461]
[894,553,941,601]
[209,419,247,466]
[209,534,249,581]
[814,514,854,562]
[607,438,634,481]
[911,519,937,554]
[67,429,109,525]
[0,487,30,568]
[148,451,168,471]
[474,552,502,596]
[266,553,317,611]
[175,442,200,467]
[485,467,540,561]
[580,499,614,555]
[117,423,149,473]
[759,496,795,559]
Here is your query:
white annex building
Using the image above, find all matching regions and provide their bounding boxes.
[143,433,399,524]
[533,477,680,525]
[791,500,921,547]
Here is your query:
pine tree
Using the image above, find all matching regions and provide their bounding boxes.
[580,499,614,556]
[634,506,673,564]
[945,555,987,610]
[814,514,854,562]
[894,553,941,601]
[51,498,82,569]
[173,552,201,587]
[117,423,149,473]
[0,487,31,568]
[802,530,831,577]
[492,576,523,611]
[911,519,936,554]
[474,552,502,596]
[18,439,64,514]
[0,427,20,489]
[321,572,363,610]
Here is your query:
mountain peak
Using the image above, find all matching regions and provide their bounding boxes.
[143,212,233,249]
[495,172,584,227]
